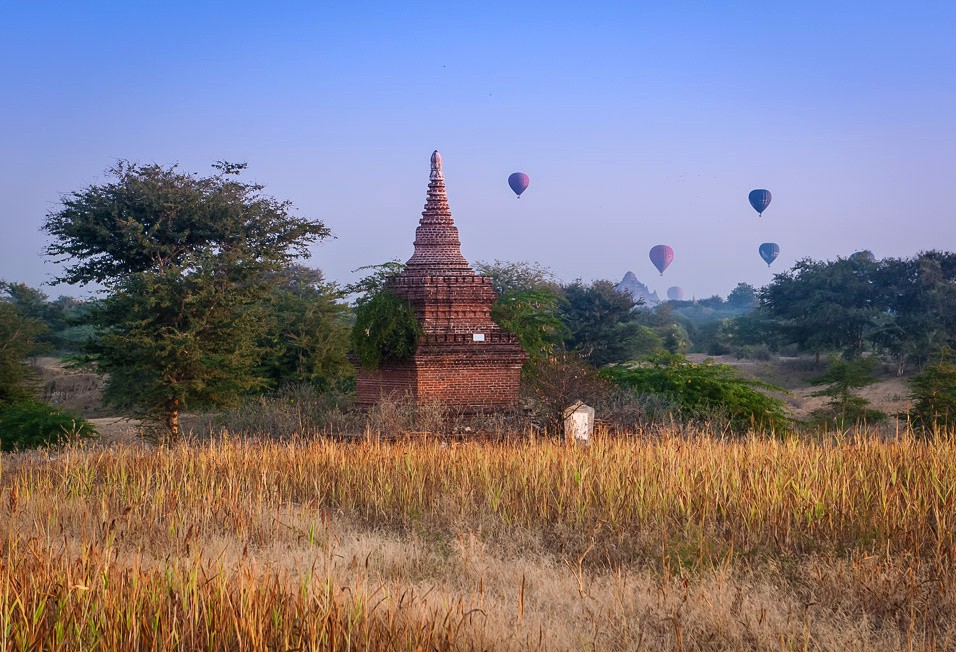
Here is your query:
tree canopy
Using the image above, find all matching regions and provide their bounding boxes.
[757,252,956,368]
[43,161,332,436]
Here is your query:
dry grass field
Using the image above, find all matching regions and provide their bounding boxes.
[2,430,955,650]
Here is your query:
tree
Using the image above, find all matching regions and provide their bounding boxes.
[490,289,568,364]
[726,282,758,310]
[256,265,353,390]
[475,260,567,364]
[474,259,561,296]
[808,355,885,427]
[870,253,956,374]
[907,348,956,432]
[43,161,331,437]
[1,282,94,353]
[0,301,46,403]
[350,289,420,370]
[760,257,881,362]
[560,279,650,366]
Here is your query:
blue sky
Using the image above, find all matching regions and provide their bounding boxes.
[2,1,955,299]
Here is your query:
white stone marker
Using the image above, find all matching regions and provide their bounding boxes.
[563,401,594,444]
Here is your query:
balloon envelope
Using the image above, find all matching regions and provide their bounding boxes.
[649,245,674,275]
[759,242,780,266]
[667,286,685,301]
[851,250,876,262]
[749,189,772,216]
[508,172,530,197]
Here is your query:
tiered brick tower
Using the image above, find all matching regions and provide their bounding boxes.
[355,151,527,409]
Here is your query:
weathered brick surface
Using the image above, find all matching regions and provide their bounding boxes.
[355,151,527,409]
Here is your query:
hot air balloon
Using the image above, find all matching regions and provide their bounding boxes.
[748,189,772,216]
[508,172,530,198]
[850,250,876,262]
[759,242,780,266]
[649,245,674,276]
[667,286,685,301]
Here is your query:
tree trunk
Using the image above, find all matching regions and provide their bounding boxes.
[165,398,181,440]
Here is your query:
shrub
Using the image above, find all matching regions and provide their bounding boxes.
[906,351,956,432]
[522,351,612,433]
[0,398,95,451]
[350,290,421,370]
[210,383,360,438]
[600,354,791,433]
[807,355,886,428]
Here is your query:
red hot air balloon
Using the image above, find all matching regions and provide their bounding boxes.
[508,172,530,198]
[649,245,674,276]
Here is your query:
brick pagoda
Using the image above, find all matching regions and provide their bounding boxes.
[355,150,527,409]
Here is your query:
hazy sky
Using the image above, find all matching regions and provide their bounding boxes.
[2,1,955,300]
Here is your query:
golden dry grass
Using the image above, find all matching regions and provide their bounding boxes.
[2,431,955,650]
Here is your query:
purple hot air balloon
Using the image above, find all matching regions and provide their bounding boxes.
[667,286,685,301]
[649,245,674,276]
[508,172,530,198]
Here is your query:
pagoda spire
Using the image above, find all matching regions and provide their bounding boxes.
[405,150,473,275]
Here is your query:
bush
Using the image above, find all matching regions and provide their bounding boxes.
[906,352,956,432]
[210,383,360,438]
[807,356,886,428]
[600,354,791,433]
[522,351,612,433]
[0,398,95,452]
[350,290,421,370]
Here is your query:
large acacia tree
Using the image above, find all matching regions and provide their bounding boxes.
[44,161,331,436]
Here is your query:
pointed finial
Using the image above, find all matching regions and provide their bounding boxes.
[430,150,444,180]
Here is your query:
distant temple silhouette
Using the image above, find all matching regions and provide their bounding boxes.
[354,151,526,409]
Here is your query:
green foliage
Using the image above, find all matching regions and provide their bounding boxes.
[726,282,758,309]
[0,301,46,403]
[761,257,881,359]
[89,269,269,419]
[474,259,561,296]
[256,265,353,390]
[44,161,330,286]
[561,279,651,366]
[601,354,791,433]
[758,251,956,368]
[808,355,885,427]
[0,398,94,452]
[350,289,421,370]
[907,349,956,432]
[42,161,332,435]
[490,289,568,363]
[345,261,406,307]
[2,281,95,353]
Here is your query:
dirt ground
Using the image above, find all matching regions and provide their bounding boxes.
[31,357,143,444]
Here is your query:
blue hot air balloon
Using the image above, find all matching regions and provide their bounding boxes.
[749,189,772,216]
[667,286,685,301]
[508,172,530,198]
[759,242,780,266]
[850,250,876,262]
[649,245,674,276]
